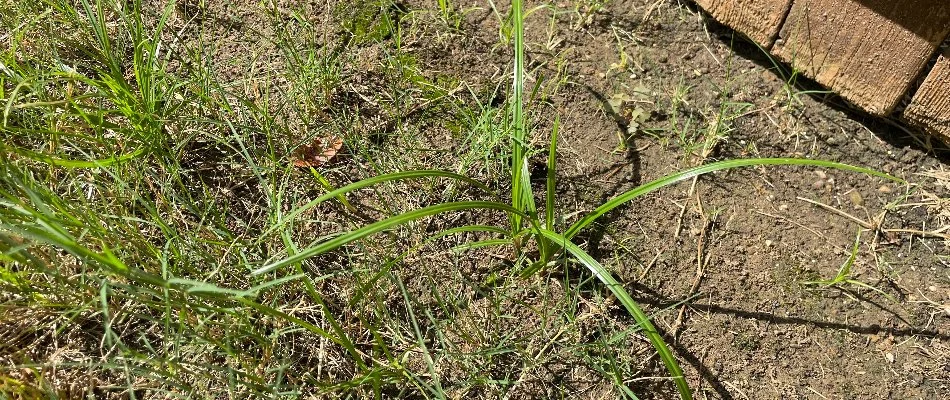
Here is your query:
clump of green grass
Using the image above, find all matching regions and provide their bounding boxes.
[0,0,393,396]
[0,0,906,398]
[248,1,901,398]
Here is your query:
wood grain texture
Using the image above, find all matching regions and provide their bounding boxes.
[694,0,792,47]
[772,0,950,116]
[905,50,950,144]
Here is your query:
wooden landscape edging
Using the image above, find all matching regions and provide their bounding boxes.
[905,49,950,144]
[692,0,793,47]
[693,0,950,144]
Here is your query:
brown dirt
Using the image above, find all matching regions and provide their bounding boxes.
[532,0,950,397]
[147,0,950,398]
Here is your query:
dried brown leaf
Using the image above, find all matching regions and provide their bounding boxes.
[292,136,343,168]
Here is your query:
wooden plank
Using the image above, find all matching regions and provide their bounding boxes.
[904,50,950,144]
[771,0,950,116]
[693,0,792,47]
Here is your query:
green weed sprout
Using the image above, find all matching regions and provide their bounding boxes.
[802,231,899,303]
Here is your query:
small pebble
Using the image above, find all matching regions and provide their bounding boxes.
[878,185,892,193]
[848,191,864,207]
[765,240,774,247]
[814,170,827,180]
[901,151,916,163]
[885,353,895,363]
[778,204,789,211]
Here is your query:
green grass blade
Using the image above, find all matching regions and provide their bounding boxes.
[509,0,530,231]
[2,143,146,168]
[233,297,345,346]
[844,279,900,304]
[0,219,167,288]
[166,278,248,297]
[392,272,445,396]
[545,116,559,231]
[430,224,512,239]
[451,238,512,253]
[242,273,311,297]
[256,170,495,243]
[301,170,495,210]
[517,156,538,221]
[836,230,861,281]
[308,167,356,212]
[536,229,691,400]
[565,158,903,239]
[253,201,523,275]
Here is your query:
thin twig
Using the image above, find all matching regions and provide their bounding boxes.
[638,243,672,281]
[673,176,699,238]
[796,196,872,229]
[753,210,832,244]
[883,228,950,241]
[672,194,712,338]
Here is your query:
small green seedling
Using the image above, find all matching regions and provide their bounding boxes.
[803,231,898,303]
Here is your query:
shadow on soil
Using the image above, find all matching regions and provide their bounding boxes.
[628,280,950,399]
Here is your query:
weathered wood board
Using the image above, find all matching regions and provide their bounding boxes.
[771,0,950,116]
[904,50,950,144]
[693,0,793,47]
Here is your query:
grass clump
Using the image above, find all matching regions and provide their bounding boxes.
[1,0,905,398]
[252,1,899,398]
